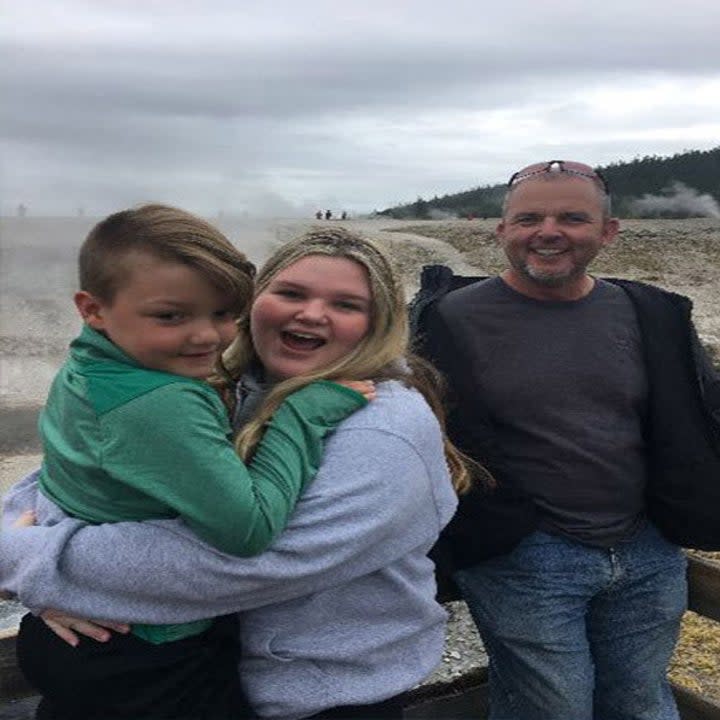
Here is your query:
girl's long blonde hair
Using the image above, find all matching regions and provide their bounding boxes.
[219,227,484,494]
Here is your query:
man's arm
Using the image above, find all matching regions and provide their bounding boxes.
[1,403,454,623]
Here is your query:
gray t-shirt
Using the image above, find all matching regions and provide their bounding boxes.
[438,276,648,546]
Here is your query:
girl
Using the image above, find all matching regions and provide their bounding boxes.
[2,228,482,719]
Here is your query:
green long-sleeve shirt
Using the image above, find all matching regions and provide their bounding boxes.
[38,325,365,642]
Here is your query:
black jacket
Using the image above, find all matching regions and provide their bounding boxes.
[411,265,720,576]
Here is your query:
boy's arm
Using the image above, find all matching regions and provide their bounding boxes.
[100,379,366,555]
[1,409,454,622]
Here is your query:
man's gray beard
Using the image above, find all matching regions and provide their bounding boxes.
[520,262,586,288]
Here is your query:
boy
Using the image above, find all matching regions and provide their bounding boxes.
[19,204,372,720]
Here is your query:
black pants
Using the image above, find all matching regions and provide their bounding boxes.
[17,613,254,720]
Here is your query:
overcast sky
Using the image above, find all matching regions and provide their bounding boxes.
[2,0,719,217]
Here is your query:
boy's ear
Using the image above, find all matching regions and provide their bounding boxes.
[74,291,107,330]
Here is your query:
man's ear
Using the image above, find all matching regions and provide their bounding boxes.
[601,217,620,248]
[74,291,107,330]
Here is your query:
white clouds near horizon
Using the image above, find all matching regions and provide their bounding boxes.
[2,1,719,216]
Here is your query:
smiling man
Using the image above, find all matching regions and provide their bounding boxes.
[413,160,720,720]
[497,164,618,300]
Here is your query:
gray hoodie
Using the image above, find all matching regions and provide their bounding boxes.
[1,380,458,719]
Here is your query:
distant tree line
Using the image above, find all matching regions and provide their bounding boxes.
[378,146,720,219]
[378,185,505,220]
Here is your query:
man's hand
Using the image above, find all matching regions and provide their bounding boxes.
[41,609,131,647]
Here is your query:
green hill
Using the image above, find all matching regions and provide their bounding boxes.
[378,147,720,219]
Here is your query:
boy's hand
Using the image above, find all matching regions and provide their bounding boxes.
[41,609,131,647]
[335,380,376,402]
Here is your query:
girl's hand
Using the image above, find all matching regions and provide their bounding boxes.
[335,380,376,402]
[13,510,37,528]
[41,609,131,647]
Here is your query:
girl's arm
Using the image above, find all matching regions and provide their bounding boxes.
[1,390,457,623]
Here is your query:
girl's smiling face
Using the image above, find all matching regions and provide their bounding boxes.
[250,255,372,381]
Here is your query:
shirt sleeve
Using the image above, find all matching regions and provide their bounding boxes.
[98,379,366,555]
[0,411,454,623]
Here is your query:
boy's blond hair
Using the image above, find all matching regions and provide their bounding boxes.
[78,204,255,318]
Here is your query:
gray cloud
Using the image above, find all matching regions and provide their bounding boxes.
[2,0,720,215]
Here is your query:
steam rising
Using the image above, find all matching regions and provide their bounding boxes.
[630,182,720,219]
[429,209,458,220]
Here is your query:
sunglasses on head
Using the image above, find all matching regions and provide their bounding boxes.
[508,160,609,194]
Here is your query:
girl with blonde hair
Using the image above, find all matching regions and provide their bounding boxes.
[221,226,472,494]
[3,227,477,719]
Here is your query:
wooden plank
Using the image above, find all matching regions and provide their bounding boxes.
[687,555,720,624]
[404,680,720,720]
[405,683,487,718]
[404,669,488,719]
[675,554,720,720]
[5,685,716,720]
[674,682,720,720]
[0,629,32,700]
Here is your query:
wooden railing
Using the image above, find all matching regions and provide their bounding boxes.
[0,627,28,704]
[2,555,720,719]
[672,555,720,720]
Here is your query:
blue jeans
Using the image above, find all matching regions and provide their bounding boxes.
[454,523,687,720]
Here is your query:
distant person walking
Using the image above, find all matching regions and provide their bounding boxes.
[413,159,720,720]
[324,209,332,220]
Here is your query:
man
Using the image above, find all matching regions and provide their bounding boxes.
[412,160,720,720]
